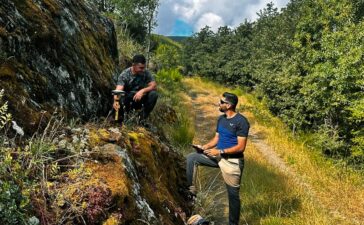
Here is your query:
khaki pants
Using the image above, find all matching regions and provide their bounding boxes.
[186,152,244,225]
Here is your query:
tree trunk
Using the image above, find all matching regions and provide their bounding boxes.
[146,12,153,68]
[101,0,105,12]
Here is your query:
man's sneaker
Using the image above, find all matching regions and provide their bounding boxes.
[186,190,196,201]
[138,120,158,132]
[187,214,210,225]
[179,188,196,207]
[140,121,151,128]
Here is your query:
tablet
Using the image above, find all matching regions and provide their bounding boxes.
[191,144,204,153]
[111,90,125,96]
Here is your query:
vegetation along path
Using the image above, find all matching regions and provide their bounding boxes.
[182,77,364,225]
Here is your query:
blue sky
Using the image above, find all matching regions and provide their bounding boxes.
[156,0,290,36]
[170,19,194,36]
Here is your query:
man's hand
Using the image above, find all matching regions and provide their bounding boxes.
[203,148,220,157]
[113,101,120,111]
[133,89,145,101]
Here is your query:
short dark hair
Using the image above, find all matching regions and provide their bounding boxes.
[223,92,238,109]
[132,54,146,64]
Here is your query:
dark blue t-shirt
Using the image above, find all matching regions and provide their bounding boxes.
[216,113,250,157]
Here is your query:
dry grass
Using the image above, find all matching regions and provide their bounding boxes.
[243,93,364,224]
[242,142,335,225]
[182,77,364,225]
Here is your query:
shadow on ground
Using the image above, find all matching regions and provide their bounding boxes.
[241,158,301,224]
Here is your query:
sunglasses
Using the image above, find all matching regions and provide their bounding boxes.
[220,99,230,105]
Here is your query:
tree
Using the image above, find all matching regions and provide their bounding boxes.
[85,0,159,46]
[136,0,159,67]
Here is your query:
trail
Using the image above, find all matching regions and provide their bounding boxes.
[184,80,363,225]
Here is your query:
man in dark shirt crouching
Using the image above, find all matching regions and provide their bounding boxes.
[113,54,158,125]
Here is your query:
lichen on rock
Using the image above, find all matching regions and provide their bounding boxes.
[0,0,118,134]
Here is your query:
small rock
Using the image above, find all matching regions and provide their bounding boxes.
[58,140,68,149]
[71,128,82,133]
[28,216,40,225]
[72,135,80,143]
[66,143,75,152]
[108,127,121,134]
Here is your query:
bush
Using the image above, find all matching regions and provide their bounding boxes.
[169,112,194,148]
[0,89,27,223]
[0,180,27,225]
[311,124,347,158]
[156,68,183,89]
[0,108,64,224]
[155,44,181,69]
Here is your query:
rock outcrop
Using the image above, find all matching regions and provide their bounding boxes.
[0,0,118,133]
[30,124,189,225]
[0,1,191,224]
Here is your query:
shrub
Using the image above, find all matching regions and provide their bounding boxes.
[311,123,347,158]
[0,89,27,223]
[156,68,183,89]
[155,44,181,69]
[169,112,194,148]
[0,180,27,225]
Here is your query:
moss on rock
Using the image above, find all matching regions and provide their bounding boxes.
[29,124,190,224]
[0,0,118,134]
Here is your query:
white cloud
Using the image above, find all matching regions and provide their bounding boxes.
[156,0,290,35]
[195,13,224,31]
[173,0,209,21]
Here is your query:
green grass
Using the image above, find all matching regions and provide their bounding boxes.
[150,69,195,151]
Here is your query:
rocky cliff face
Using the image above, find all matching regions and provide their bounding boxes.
[0,2,191,224]
[0,0,118,133]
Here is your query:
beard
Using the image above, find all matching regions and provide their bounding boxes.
[219,107,227,113]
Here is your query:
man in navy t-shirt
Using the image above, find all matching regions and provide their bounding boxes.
[186,92,250,225]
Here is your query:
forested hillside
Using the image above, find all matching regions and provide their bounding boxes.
[182,0,364,166]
